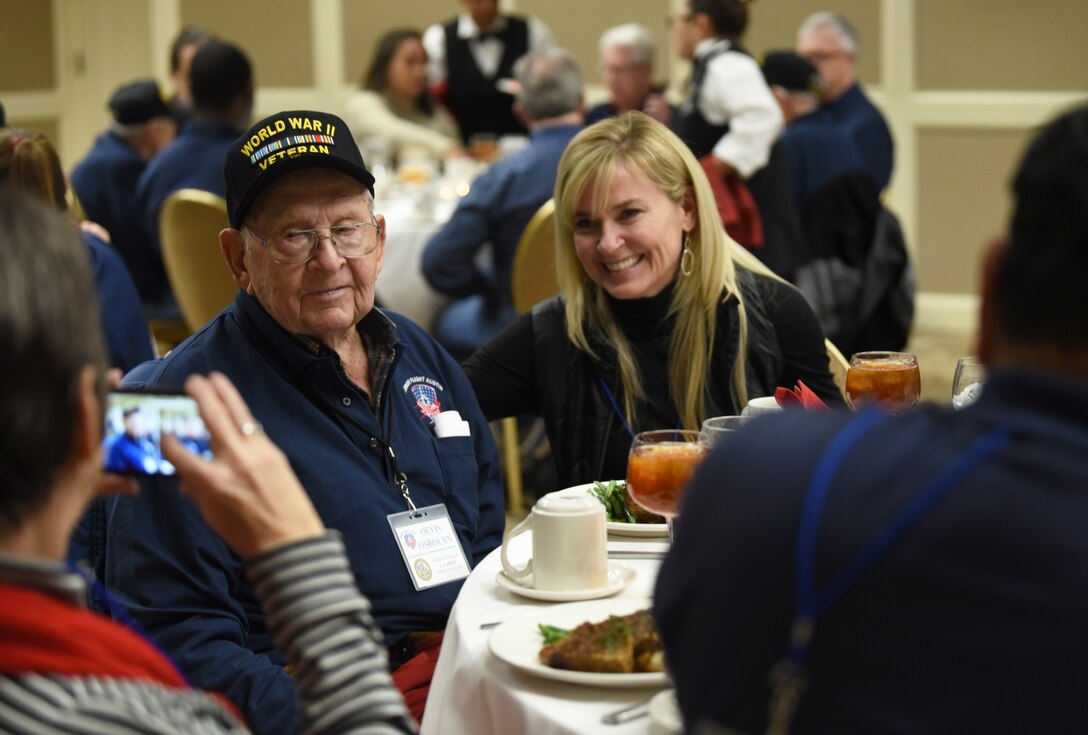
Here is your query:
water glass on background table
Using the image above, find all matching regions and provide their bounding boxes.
[701,415,751,446]
[845,351,921,414]
[626,430,710,542]
[952,356,986,409]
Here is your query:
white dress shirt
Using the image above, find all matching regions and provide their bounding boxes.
[422,13,554,84]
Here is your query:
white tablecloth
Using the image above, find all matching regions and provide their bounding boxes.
[374,192,457,329]
[421,531,670,735]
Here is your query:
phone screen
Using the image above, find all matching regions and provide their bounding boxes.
[103,391,212,476]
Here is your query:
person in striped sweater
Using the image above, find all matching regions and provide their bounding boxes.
[0,184,415,734]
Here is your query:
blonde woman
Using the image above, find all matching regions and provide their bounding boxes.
[463,112,839,486]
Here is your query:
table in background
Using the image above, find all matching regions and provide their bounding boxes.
[421,531,670,735]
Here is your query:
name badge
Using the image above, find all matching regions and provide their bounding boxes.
[387,504,471,590]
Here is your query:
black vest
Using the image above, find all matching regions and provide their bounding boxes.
[676,41,746,158]
[443,17,529,143]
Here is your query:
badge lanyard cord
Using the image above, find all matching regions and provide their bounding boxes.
[766,410,1013,735]
[598,376,681,439]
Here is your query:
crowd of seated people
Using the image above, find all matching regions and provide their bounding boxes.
[0,4,996,733]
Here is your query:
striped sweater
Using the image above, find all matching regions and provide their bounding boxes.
[0,533,416,734]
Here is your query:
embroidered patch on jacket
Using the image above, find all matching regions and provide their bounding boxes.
[402,375,446,423]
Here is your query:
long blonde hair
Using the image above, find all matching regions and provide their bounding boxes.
[554,112,760,429]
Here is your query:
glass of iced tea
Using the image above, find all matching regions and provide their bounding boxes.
[845,351,921,414]
[626,430,711,542]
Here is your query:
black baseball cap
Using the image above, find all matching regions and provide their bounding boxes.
[224,109,375,228]
[109,79,171,125]
[762,51,823,95]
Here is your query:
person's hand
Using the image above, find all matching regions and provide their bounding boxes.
[642,94,672,126]
[161,372,325,558]
[79,220,112,243]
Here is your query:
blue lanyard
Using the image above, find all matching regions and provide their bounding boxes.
[597,376,682,439]
[66,561,193,687]
[768,411,1013,732]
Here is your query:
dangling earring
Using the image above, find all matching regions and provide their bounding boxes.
[680,232,695,277]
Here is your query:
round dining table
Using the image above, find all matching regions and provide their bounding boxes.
[421,528,675,735]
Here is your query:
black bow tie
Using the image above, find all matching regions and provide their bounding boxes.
[475,30,501,42]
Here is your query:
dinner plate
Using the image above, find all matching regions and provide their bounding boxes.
[488,597,668,688]
[649,689,683,733]
[551,484,669,538]
[495,562,636,602]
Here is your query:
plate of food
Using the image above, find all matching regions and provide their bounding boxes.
[488,597,668,688]
[553,482,669,537]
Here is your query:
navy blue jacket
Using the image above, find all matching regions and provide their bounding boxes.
[812,83,894,192]
[656,369,1088,733]
[135,121,240,308]
[83,231,154,372]
[71,132,162,304]
[104,291,504,735]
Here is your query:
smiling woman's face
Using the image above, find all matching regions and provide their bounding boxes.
[571,162,696,300]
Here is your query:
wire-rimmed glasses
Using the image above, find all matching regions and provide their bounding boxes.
[244,218,383,265]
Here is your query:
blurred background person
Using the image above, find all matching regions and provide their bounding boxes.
[672,0,807,282]
[71,79,177,307]
[463,113,839,488]
[346,28,462,163]
[797,11,894,192]
[586,23,673,127]
[422,47,583,361]
[423,0,553,145]
[166,25,212,129]
[0,128,153,373]
[137,39,253,319]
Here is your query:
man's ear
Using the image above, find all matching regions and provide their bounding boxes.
[976,238,1006,365]
[220,228,253,294]
[512,101,530,130]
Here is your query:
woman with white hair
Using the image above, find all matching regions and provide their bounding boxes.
[464,112,839,486]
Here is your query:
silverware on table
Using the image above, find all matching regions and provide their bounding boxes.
[601,699,651,725]
[479,621,502,629]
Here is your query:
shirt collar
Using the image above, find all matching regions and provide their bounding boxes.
[693,37,731,59]
[0,550,87,608]
[457,13,508,40]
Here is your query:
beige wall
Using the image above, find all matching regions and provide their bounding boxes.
[2,0,1085,321]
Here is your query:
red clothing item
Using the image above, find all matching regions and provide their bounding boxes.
[699,155,764,249]
[391,632,444,723]
[0,582,242,724]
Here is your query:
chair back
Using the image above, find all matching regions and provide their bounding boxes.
[825,338,850,398]
[159,189,236,333]
[511,199,558,315]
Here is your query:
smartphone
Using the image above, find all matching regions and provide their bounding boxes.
[103,390,212,476]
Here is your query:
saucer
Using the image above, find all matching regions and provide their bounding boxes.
[648,689,682,733]
[495,562,636,602]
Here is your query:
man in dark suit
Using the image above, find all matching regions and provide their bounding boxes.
[656,104,1088,734]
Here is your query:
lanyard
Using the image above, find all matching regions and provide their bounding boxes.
[767,411,1013,734]
[66,561,192,687]
[597,376,681,439]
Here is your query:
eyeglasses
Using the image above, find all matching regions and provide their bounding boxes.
[243,218,383,265]
[803,50,848,65]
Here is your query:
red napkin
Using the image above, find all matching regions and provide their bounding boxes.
[698,155,764,250]
[774,380,829,411]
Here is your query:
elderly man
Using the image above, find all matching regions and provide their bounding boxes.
[136,39,253,317]
[0,185,414,734]
[586,23,672,127]
[71,79,177,306]
[423,0,553,143]
[797,11,894,191]
[656,105,1088,733]
[422,47,583,360]
[105,110,504,732]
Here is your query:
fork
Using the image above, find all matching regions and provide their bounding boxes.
[601,699,651,725]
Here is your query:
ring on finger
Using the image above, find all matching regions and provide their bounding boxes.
[240,420,264,436]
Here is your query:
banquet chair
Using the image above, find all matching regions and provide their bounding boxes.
[159,189,236,335]
[825,338,850,398]
[499,199,559,514]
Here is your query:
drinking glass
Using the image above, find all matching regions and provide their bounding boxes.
[845,351,921,414]
[952,356,986,409]
[700,415,751,446]
[626,430,710,542]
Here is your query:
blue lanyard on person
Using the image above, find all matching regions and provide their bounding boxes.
[65,560,193,687]
[597,376,681,439]
[766,410,1013,735]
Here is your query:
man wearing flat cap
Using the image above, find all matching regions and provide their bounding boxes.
[71,79,176,308]
[104,109,505,733]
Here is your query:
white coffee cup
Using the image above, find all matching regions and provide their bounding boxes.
[743,395,783,417]
[500,493,607,591]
